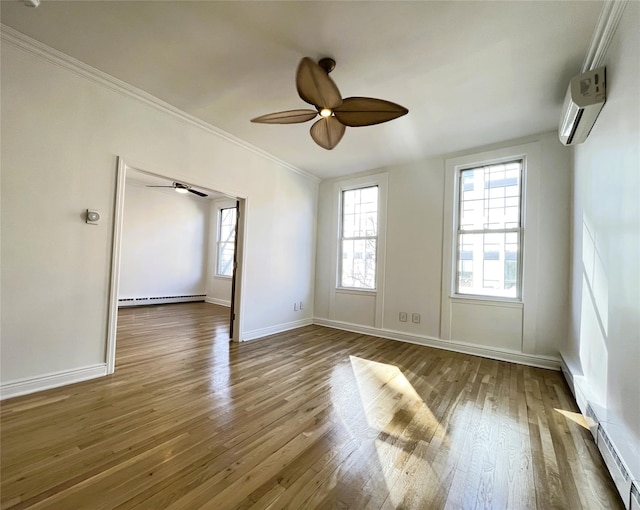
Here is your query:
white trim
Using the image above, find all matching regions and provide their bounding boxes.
[441,142,541,355]
[106,158,127,374]
[329,173,388,329]
[314,318,560,371]
[0,25,319,185]
[559,353,575,396]
[241,318,313,342]
[231,198,248,343]
[582,0,629,72]
[449,295,523,308]
[0,364,108,400]
[205,297,231,307]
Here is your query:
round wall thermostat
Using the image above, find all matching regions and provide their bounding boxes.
[86,209,100,224]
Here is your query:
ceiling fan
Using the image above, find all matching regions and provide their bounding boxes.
[146,182,208,197]
[251,57,409,150]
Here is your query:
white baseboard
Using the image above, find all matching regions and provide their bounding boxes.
[313,318,561,371]
[241,318,313,342]
[205,297,231,307]
[0,363,108,400]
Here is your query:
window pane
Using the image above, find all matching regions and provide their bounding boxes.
[217,242,234,276]
[219,208,236,242]
[342,186,378,238]
[341,239,377,289]
[340,186,379,289]
[457,232,519,298]
[216,207,236,276]
[459,162,521,231]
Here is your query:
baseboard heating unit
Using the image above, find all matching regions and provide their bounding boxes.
[561,355,639,510]
[118,294,206,307]
[581,401,638,510]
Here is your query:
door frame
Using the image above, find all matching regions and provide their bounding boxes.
[105,157,247,373]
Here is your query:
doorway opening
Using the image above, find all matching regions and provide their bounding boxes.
[105,158,246,374]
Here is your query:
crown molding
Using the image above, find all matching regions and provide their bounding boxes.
[581,0,629,72]
[0,24,321,184]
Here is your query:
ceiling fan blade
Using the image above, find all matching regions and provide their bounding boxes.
[296,57,343,110]
[145,185,174,188]
[310,117,346,150]
[188,189,208,198]
[251,109,318,124]
[333,97,409,127]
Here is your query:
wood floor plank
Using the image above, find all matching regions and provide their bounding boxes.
[1,302,623,509]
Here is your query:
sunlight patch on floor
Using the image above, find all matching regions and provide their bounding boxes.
[350,356,442,507]
[554,408,590,429]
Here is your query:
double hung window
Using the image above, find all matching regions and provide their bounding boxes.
[216,207,236,277]
[339,186,379,289]
[456,160,523,299]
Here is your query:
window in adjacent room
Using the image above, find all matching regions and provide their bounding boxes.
[455,160,523,299]
[339,185,379,289]
[216,206,236,277]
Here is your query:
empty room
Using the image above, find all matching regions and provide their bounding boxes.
[1,1,638,509]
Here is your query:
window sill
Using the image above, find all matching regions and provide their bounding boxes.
[214,275,233,280]
[449,294,523,308]
[336,287,377,296]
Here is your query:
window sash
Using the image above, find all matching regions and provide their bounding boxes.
[454,161,523,299]
[216,207,236,277]
[339,186,379,290]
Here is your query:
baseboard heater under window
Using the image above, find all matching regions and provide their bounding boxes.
[118,294,206,307]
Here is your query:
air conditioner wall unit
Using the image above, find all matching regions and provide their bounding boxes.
[558,67,606,146]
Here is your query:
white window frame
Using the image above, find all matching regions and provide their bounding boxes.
[440,142,541,348]
[215,206,236,278]
[329,173,388,328]
[338,185,380,290]
[454,160,524,300]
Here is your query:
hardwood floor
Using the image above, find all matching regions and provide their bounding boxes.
[1,302,622,509]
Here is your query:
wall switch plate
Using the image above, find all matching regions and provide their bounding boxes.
[399,312,408,322]
[294,303,298,311]
[299,301,303,310]
[412,313,421,324]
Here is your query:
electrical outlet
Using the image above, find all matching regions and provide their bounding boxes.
[412,313,421,324]
[299,301,304,310]
[399,312,408,322]
[294,303,298,311]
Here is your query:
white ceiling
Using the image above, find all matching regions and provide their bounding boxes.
[0,1,602,179]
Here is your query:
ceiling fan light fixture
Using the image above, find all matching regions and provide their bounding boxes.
[251,57,409,150]
[174,183,189,194]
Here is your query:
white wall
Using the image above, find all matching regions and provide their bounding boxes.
[0,36,317,388]
[315,132,571,365]
[119,182,210,300]
[205,198,236,306]
[564,0,639,473]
